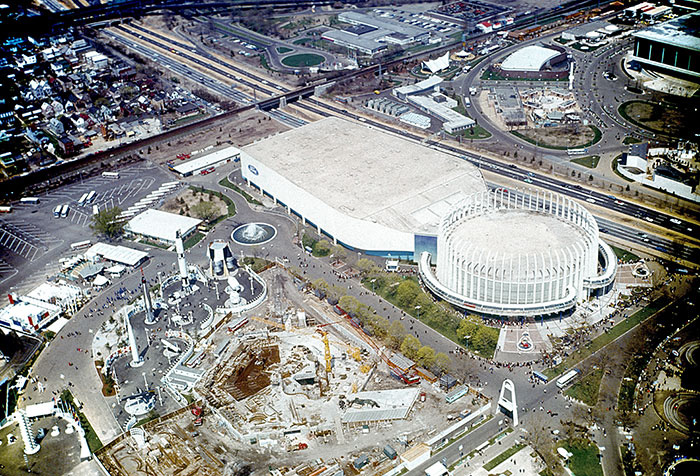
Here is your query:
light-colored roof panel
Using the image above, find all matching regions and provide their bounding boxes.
[241,117,486,236]
[172,146,240,175]
[633,11,700,52]
[126,209,201,243]
[501,45,561,72]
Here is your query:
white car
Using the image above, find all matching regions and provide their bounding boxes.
[670,218,681,225]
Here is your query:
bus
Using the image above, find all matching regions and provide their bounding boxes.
[78,193,89,206]
[533,371,549,383]
[102,171,120,179]
[0,206,12,213]
[556,369,581,389]
[93,205,99,215]
[70,240,91,251]
[86,191,96,203]
[53,205,62,218]
[567,148,588,156]
[60,204,69,218]
[20,197,40,205]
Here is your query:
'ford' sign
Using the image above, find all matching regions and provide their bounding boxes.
[248,164,259,176]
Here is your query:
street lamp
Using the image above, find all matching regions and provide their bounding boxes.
[370,278,376,293]
[415,305,421,320]
[465,335,471,351]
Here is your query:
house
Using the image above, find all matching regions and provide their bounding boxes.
[57,136,74,155]
[47,117,64,136]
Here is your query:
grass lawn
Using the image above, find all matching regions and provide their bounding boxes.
[623,136,641,145]
[183,232,204,250]
[483,443,526,471]
[219,177,263,206]
[565,368,604,405]
[544,297,670,379]
[172,112,207,127]
[561,440,603,476]
[460,124,492,140]
[281,53,324,67]
[276,46,293,54]
[610,245,639,263]
[61,390,103,453]
[571,155,600,169]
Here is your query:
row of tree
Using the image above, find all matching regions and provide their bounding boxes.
[310,280,450,375]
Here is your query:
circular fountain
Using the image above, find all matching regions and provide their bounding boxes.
[517,332,534,352]
[231,223,277,245]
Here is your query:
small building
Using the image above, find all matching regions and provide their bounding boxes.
[353,454,369,470]
[85,242,148,267]
[171,146,241,177]
[126,209,201,246]
[384,444,397,460]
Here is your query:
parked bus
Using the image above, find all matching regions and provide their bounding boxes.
[78,193,89,206]
[533,371,549,383]
[556,369,581,389]
[86,191,96,203]
[93,205,99,215]
[70,240,91,251]
[0,206,12,213]
[60,204,69,218]
[567,148,588,156]
[20,197,40,204]
[102,171,119,179]
[53,205,62,218]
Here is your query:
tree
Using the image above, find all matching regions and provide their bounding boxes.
[331,244,347,260]
[339,295,361,314]
[388,320,407,349]
[417,345,436,368]
[434,352,450,375]
[314,239,332,256]
[369,315,389,339]
[191,201,218,222]
[395,280,420,308]
[90,207,125,240]
[400,335,421,361]
[357,258,379,275]
[456,319,478,343]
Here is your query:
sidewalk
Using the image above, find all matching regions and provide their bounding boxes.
[452,429,536,475]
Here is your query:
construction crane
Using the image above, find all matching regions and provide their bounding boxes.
[316,329,332,375]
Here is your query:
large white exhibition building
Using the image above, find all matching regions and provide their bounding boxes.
[241,117,487,260]
[241,117,616,317]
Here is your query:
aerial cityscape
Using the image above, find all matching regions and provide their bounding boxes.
[0,1,698,475]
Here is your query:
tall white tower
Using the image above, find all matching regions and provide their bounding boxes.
[141,275,155,325]
[568,58,574,91]
[126,311,143,367]
[175,230,188,288]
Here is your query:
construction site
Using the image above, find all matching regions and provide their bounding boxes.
[97,265,490,474]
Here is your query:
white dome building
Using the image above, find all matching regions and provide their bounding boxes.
[418,188,617,317]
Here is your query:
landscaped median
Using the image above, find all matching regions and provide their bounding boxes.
[559,439,603,476]
[483,442,526,471]
[544,296,670,379]
[61,390,103,453]
[564,368,604,406]
[219,177,262,206]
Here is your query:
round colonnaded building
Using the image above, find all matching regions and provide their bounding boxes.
[418,188,617,317]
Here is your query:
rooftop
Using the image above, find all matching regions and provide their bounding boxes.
[450,209,586,257]
[242,117,486,235]
[172,146,240,175]
[85,242,148,267]
[501,45,562,72]
[633,11,700,52]
[126,210,201,244]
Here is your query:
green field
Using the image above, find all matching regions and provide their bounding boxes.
[561,441,603,476]
[276,46,293,54]
[610,245,639,263]
[571,155,600,169]
[281,53,324,67]
[565,368,604,405]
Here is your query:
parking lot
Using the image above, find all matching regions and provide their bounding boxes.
[0,162,180,295]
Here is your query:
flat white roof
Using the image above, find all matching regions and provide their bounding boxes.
[242,117,486,235]
[25,401,56,419]
[85,242,148,266]
[341,388,419,423]
[501,45,561,72]
[172,146,240,175]
[126,209,201,243]
[394,75,443,96]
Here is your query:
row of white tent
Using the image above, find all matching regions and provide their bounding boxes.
[117,181,180,221]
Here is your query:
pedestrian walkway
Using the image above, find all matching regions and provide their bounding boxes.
[452,431,543,476]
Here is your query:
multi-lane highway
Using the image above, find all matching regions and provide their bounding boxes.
[103,20,700,265]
